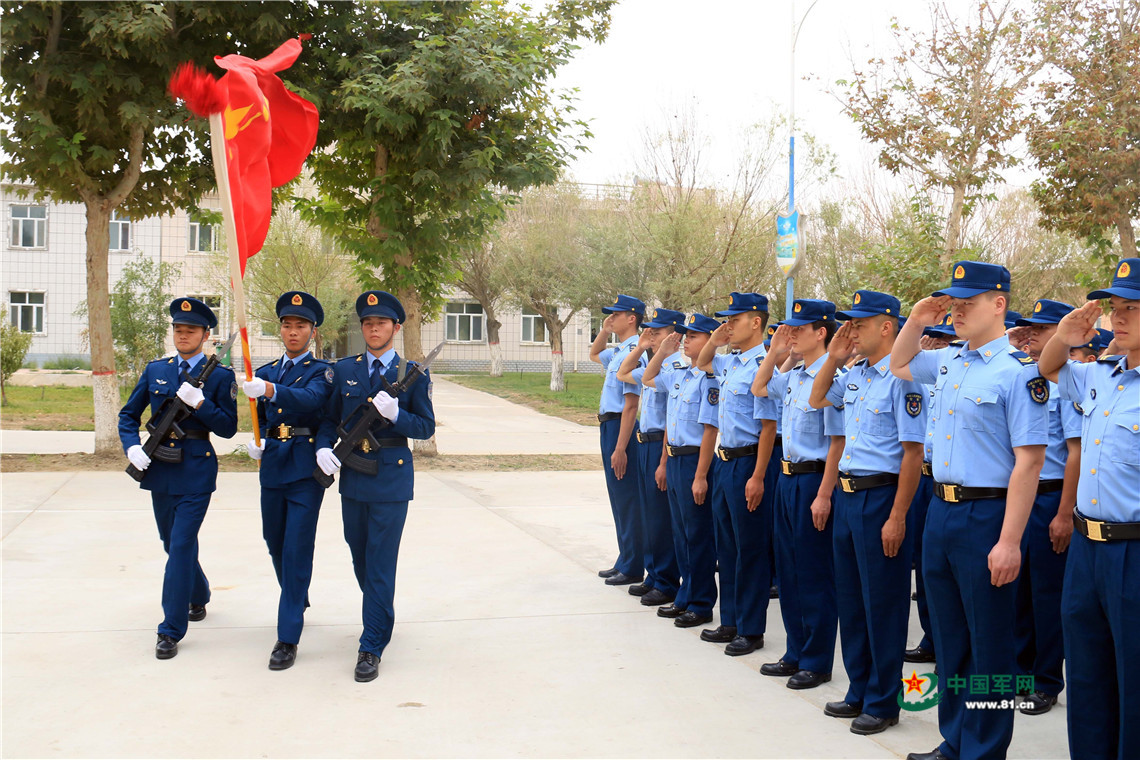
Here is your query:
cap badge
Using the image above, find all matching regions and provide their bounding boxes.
[794,303,802,313]
[729,295,734,305]
[954,265,966,279]
[367,293,378,306]
[687,315,695,324]
[854,293,862,304]
[1034,301,1042,313]
[1120,261,1131,278]
[651,309,658,319]
[292,294,303,306]
[180,300,192,312]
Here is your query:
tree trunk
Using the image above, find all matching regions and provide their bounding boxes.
[486,309,504,377]
[944,183,967,264]
[1117,216,1137,258]
[85,200,119,455]
[549,322,565,392]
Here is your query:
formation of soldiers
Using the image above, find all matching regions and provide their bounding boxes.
[119,290,435,683]
[591,258,1139,760]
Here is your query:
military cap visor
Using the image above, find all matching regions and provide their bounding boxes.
[835,290,901,320]
[1015,299,1074,327]
[601,294,646,315]
[642,307,685,329]
[1087,258,1140,300]
[356,290,406,323]
[782,299,837,326]
[933,261,1012,299]
[170,297,218,329]
[276,291,324,326]
[675,313,722,335]
[713,292,769,318]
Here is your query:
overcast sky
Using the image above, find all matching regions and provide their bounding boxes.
[552,0,998,199]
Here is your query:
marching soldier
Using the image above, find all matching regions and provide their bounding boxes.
[589,295,647,586]
[119,297,238,660]
[240,291,334,670]
[754,299,845,689]
[808,290,926,735]
[891,262,1049,760]
[314,291,435,682]
[1038,258,1140,760]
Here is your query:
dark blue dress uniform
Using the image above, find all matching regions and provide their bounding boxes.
[597,294,647,581]
[1056,259,1140,760]
[904,262,1050,760]
[253,292,334,648]
[316,292,435,662]
[118,298,237,643]
[825,291,927,723]
[630,308,684,600]
[1012,299,1081,706]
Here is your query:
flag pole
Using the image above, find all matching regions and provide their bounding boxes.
[208,111,262,455]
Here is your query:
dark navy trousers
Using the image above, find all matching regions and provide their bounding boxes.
[924,496,1017,760]
[342,498,408,658]
[152,492,212,641]
[600,419,644,578]
[765,444,782,591]
[1062,533,1140,760]
[261,480,324,645]
[637,437,679,595]
[1014,489,1067,697]
[774,471,837,673]
[713,454,773,637]
[908,473,935,652]
[709,459,737,629]
[834,484,912,719]
[666,453,718,616]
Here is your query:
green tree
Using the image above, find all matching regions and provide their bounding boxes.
[1028,0,1139,274]
[1,308,35,406]
[96,254,180,382]
[0,1,334,452]
[299,0,614,365]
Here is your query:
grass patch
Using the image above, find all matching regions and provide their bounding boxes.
[443,372,603,426]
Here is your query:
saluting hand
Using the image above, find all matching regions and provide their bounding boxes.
[636,329,654,351]
[1005,325,1032,351]
[1056,301,1102,346]
[769,324,793,355]
[661,332,681,355]
[828,322,857,365]
[710,323,731,348]
[919,335,949,351]
[910,295,953,327]
[601,313,617,335]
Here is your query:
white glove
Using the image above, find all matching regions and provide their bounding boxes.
[246,438,264,460]
[127,444,151,471]
[177,382,205,409]
[316,448,341,476]
[371,391,399,422]
[242,377,267,399]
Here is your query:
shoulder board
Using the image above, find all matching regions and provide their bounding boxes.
[310,357,330,366]
[255,360,276,372]
[705,371,716,379]
[151,357,174,366]
[1097,354,1123,364]
[672,361,685,369]
[1009,350,1035,364]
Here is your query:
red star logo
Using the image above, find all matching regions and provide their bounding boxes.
[903,670,926,695]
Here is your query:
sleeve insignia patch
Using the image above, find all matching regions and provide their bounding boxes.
[905,392,923,417]
[707,388,719,405]
[324,368,335,383]
[230,381,238,401]
[1027,376,1049,404]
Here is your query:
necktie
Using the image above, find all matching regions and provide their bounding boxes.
[180,360,190,379]
[372,358,382,377]
[279,359,293,382]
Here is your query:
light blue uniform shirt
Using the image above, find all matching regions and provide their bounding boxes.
[908,335,1050,489]
[754,392,781,434]
[1040,379,1083,481]
[923,383,936,463]
[768,355,846,463]
[658,360,719,447]
[365,347,396,377]
[598,336,643,414]
[633,351,679,432]
[712,344,766,448]
[178,352,205,373]
[824,354,928,476]
[1057,356,1140,522]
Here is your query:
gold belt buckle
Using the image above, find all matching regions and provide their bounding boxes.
[780,460,792,476]
[943,484,960,503]
[667,445,677,457]
[717,448,728,462]
[840,477,855,493]
[276,424,293,439]
[1085,517,1106,542]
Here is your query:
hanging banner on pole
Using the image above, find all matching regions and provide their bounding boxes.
[775,209,803,277]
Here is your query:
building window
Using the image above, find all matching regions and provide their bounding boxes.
[109,210,131,251]
[9,291,45,333]
[444,302,484,343]
[9,205,47,248]
[188,217,217,253]
[521,308,547,344]
[188,294,225,332]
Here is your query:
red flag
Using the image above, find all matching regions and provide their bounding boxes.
[170,37,318,275]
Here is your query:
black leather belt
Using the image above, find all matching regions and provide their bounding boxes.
[667,444,701,457]
[717,444,758,461]
[921,461,933,478]
[1074,510,1140,542]
[934,482,1008,503]
[268,425,313,441]
[839,472,899,493]
[781,459,826,475]
[168,430,209,441]
[1037,479,1064,494]
[598,412,622,423]
[356,436,408,453]
[636,430,665,443]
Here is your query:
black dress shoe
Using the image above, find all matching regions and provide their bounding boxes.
[674,611,713,628]
[155,633,178,660]
[903,645,936,663]
[354,651,379,682]
[906,750,949,760]
[824,700,862,718]
[657,604,685,618]
[604,572,644,586]
[769,585,779,599]
[1019,691,1058,715]
[598,567,618,578]
[699,625,737,643]
[268,641,297,671]
[851,713,899,735]
[628,582,652,596]
[188,604,207,622]
[724,634,764,656]
[640,589,674,606]
[787,670,832,689]
[760,659,798,677]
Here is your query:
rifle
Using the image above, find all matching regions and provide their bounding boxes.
[313,341,444,489]
[126,332,238,483]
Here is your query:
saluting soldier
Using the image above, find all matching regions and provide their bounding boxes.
[240,291,334,670]
[808,290,926,735]
[119,297,238,660]
[314,291,435,682]
[1038,258,1140,760]
[891,262,1049,760]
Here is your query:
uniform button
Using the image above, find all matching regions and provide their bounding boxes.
[948,410,954,415]
[206,451,212,457]
[976,397,981,403]
[308,438,314,443]
[860,396,864,401]
[1094,439,1101,445]
[944,461,949,466]
[855,418,860,422]
[954,384,959,389]
[278,409,283,414]
[397,459,404,465]
[1104,411,1110,416]
[947,435,952,440]
[368,397,373,403]
[1135,425,1140,431]
[1119,385,1125,391]
[845,455,850,459]
[1091,499,1098,505]
[964,362,970,367]
[874,408,879,413]
[850,436,855,440]
[1091,468,1097,474]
